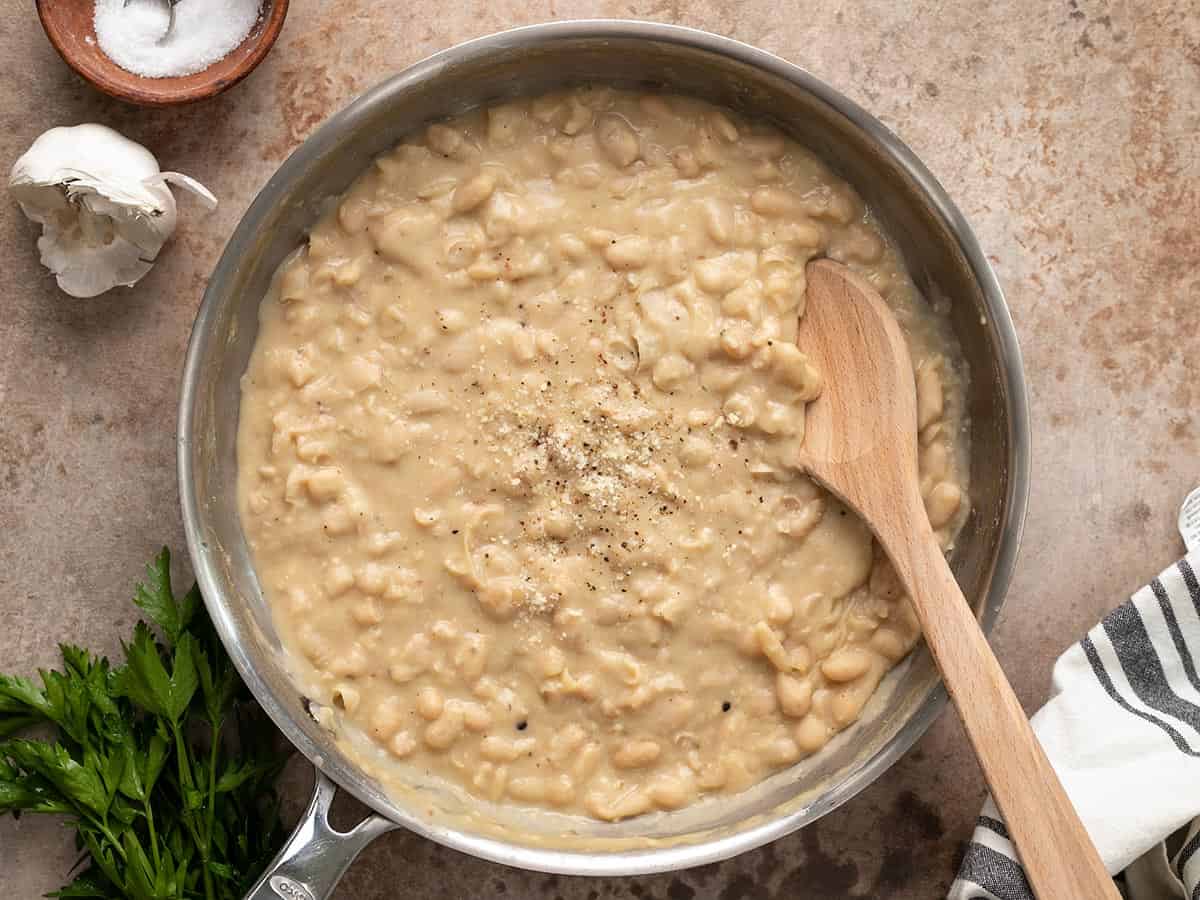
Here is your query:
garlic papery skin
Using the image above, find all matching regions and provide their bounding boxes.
[9,123,217,298]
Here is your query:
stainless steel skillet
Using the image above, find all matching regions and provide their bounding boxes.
[177,20,1030,899]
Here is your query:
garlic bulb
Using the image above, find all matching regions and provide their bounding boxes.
[9,124,217,298]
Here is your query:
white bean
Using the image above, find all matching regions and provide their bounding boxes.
[793,715,830,754]
[652,353,694,391]
[916,358,945,429]
[480,735,536,763]
[612,739,661,769]
[596,114,641,168]
[452,172,497,214]
[604,235,652,270]
[416,685,445,720]
[772,343,823,400]
[423,706,464,749]
[925,481,963,528]
[369,697,405,740]
[426,123,465,157]
[776,673,813,718]
[821,647,873,682]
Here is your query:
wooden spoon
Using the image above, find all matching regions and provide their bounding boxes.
[798,259,1116,900]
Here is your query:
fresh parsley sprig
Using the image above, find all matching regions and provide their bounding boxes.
[0,549,289,900]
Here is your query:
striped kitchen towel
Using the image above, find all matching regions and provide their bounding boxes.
[948,549,1200,900]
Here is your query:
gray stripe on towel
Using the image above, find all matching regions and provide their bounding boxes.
[1149,577,1200,693]
[1180,559,1200,613]
[977,816,1011,841]
[1103,601,1200,734]
[1081,635,1200,756]
[957,843,1036,900]
[1180,828,1200,873]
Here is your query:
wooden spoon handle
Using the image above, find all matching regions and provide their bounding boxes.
[888,534,1119,900]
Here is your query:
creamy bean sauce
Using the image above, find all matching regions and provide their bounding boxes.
[237,88,969,820]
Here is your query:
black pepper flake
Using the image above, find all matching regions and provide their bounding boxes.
[722,701,732,712]
[516,720,528,731]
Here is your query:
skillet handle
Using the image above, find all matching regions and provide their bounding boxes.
[245,769,398,900]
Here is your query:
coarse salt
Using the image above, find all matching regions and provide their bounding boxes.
[94,0,262,79]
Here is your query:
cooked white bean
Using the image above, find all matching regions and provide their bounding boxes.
[351,598,383,626]
[561,97,592,135]
[652,353,694,391]
[869,555,905,602]
[776,673,813,718]
[305,467,344,503]
[793,715,830,754]
[545,773,575,807]
[455,633,490,682]
[719,320,755,360]
[423,706,464,749]
[776,493,824,540]
[481,735,536,763]
[750,186,799,218]
[870,627,912,662]
[507,776,546,803]
[916,359,945,430]
[723,392,758,428]
[596,114,640,168]
[754,622,795,672]
[757,401,798,436]
[771,343,823,400]
[693,251,756,294]
[701,197,733,245]
[821,647,873,683]
[427,123,465,157]
[369,697,405,740]
[332,683,360,714]
[586,784,651,821]
[766,588,794,625]
[763,735,802,766]
[324,563,355,596]
[831,686,872,726]
[457,700,492,732]
[706,110,739,143]
[649,771,696,809]
[926,481,963,529]
[670,147,701,178]
[389,730,417,758]
[416,685,444,720]
[452,172,497,214]
[741,132,786,159]
[613,739,661,769]
[604,235,652,270]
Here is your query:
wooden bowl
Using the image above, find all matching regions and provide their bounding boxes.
[36,0,289,106]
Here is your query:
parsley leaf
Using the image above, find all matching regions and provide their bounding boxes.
[113,626,198,726]
[131,550,197,647]
[1,740,109,816]
[0,673,51,737]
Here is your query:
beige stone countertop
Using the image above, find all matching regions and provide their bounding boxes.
[2,2,1196,897]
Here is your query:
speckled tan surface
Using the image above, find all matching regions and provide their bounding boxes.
[2,2,1197,897]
